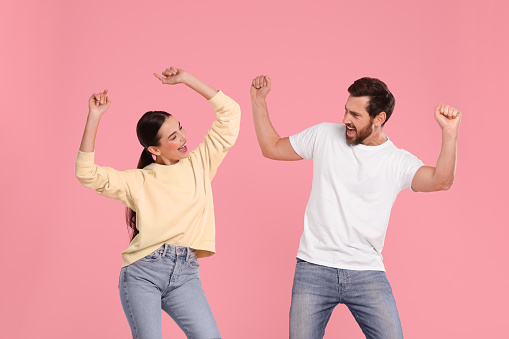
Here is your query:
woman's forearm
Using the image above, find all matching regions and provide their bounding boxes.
[79,113,101,152]
[182,73,218,100]
[80,90,110,152]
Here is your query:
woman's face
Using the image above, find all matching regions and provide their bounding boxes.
[148,116,189,165]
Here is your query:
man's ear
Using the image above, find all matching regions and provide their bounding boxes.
[147,146,160,156]
[375,112,386,126]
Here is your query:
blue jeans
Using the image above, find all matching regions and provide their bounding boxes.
[289,258,403,339]
[118,244,221,339]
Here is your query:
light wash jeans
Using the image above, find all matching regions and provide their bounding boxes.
[289,258,403,339]
[119,244,221,339]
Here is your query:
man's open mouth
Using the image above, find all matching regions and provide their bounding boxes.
[346,126,356,137]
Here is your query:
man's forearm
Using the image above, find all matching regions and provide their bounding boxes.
[251,97,281,157]
[432,130,458,190]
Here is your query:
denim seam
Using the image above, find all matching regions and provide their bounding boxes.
[162,257,175,295]
[123,267,139,339]
[166,255,184,293]
[174,258,183,283]
[339,269,349,301]
[187,256,200,269]
[139,250,163,262]
[337,269,343,304]
[348,308,367,338]
[320,311,333,338]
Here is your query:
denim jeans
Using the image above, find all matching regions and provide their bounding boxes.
[289,258,403,339]
[118,244,221,339]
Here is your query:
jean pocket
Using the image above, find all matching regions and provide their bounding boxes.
[118,267,126,288]
[187,256,200,269]
[140,249,163,262]
[296,257,307,265]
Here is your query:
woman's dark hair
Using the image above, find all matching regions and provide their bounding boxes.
[348,77,395,126]
[126,111,171,241]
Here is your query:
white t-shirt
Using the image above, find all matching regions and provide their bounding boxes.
[289,123,424,271]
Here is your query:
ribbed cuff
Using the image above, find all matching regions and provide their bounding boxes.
[208,90,229,110]
[75,150,95,164]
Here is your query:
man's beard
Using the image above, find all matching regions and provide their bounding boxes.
[346,120,374,145]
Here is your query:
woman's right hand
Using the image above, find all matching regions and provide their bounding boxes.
[154,67,189,85]
[88,89,111,117]
[154,67,217,100]
[80,89,110,152]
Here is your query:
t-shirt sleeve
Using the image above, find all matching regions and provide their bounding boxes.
[398,151,425,191]
[75,150,143,210]
[289,123,323,160]
[190,91,241,180]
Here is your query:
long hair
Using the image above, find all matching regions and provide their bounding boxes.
[126,111,171,242]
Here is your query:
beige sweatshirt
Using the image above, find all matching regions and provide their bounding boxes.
[75,91,240,267]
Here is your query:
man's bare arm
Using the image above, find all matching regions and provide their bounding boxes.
[250,75,302,161]
[412,104,461,192]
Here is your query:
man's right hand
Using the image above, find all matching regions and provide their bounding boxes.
[250,75,271,100]
[434,103,461,134]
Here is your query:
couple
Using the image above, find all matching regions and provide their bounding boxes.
[76,67,461,339]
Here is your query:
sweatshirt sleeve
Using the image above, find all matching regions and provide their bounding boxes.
[191,90,241,180]
[75,151,143,210]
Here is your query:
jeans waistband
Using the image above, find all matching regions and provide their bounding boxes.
[158,243,195,261]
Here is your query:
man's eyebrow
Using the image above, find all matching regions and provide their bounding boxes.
[345,107,360,115]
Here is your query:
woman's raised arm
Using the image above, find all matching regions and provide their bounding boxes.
[79,89,111,152]
[153,67,218,100]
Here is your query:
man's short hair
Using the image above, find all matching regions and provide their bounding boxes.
[348,77,395,126]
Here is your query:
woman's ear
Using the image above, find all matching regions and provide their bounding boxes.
[147,146,160,156]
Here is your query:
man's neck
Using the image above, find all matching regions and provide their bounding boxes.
[361,128,387,146]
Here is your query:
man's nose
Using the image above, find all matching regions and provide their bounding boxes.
[342,113,349,125]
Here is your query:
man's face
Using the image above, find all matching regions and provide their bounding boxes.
[343,95,374,145]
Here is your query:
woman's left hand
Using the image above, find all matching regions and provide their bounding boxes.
[153,67,188,85]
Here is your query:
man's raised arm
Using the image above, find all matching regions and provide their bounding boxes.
[250,75,302,161]
[412,104,461,192]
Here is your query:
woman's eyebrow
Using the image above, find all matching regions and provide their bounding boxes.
[168,123,181,139]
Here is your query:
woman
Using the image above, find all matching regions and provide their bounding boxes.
[75,67,240,339]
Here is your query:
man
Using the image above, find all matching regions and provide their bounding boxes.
[250,75,460,339]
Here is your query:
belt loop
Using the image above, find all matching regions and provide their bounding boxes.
[186,247,190,262]
[162,244,168,258]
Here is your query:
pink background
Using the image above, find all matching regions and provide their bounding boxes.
[2,0,507,337]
